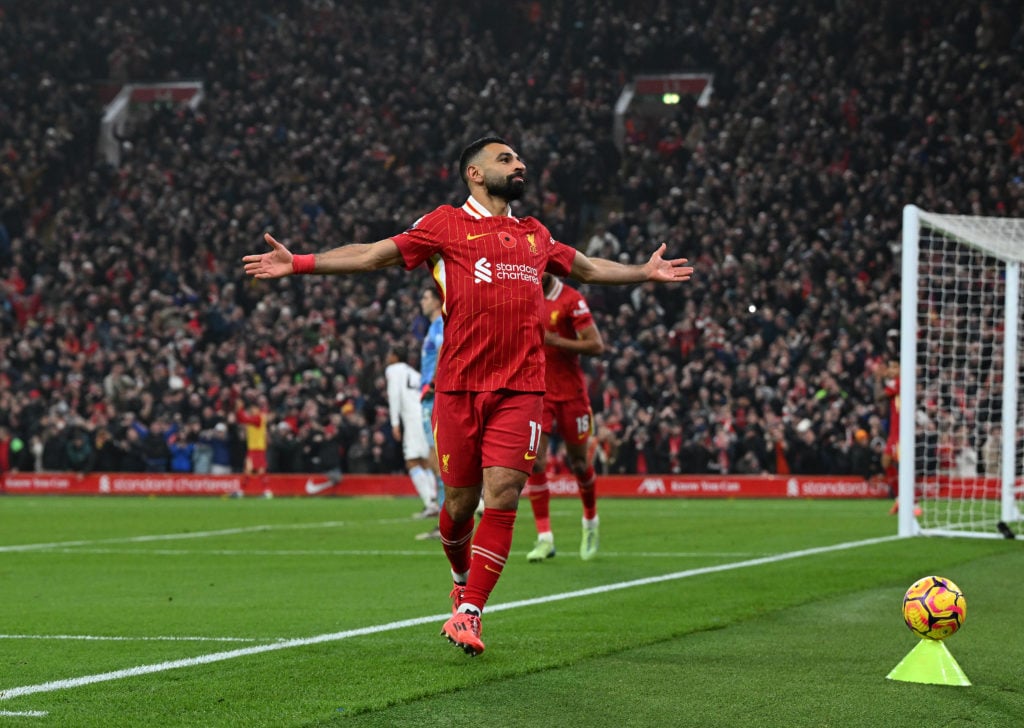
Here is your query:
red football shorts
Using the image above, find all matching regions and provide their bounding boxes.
[246,450,267,473]
[433,390,543,487]
[542,397,594,444]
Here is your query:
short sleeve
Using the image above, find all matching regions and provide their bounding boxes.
[546,240,577,277]
[569,292,594,332]
[392,207,447,271]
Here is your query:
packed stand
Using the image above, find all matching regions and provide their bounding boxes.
[1,1,1022,479]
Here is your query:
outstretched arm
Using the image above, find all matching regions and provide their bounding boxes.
[242,233,404,279]
[544,323,605,356]
[569,243,693,285]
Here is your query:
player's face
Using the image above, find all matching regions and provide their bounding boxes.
[420,291,439,316]
[479,144,527,201]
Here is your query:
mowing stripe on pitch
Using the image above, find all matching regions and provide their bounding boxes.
[0,534,900,702]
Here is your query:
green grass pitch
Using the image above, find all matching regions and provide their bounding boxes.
[1,495,1021,726]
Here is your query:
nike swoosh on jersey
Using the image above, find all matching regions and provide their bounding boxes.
[524,453,538,461]
[466,233,491,240]
[304,479,335,495]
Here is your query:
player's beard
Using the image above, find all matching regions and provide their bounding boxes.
[485,173,527,202]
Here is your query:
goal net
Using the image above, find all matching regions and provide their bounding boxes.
[898,206,1024,538]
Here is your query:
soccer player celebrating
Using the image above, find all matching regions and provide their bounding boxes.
[242,136,693,656]
[525,273,605,563]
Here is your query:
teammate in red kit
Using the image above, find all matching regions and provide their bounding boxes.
[524,273,605,562]
[876,358,901,512]
[242,136,694,656]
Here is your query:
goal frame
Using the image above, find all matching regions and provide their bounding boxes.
[898,205,1024,538]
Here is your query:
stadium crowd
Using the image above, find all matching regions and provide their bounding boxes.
[1,0,1022,480]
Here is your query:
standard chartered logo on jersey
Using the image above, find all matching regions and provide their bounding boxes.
[474,257,493,283]
[496,263,539,283]
[473,257,538,284]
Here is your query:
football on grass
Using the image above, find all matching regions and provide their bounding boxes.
[902,575,966,640]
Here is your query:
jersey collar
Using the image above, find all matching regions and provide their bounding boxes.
[463,195,512,219]
[544,276,564,301]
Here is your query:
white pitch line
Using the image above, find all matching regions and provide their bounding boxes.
[0,519,408,554]
[35,548,764,559]
[0,534,900,702]
[0,710,48,717]
[33,548,440,557]
[0,615,441,702]
[0,635,283,643]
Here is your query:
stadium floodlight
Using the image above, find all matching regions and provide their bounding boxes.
[613,73,713,152]
[898,206,1024,538]
[99,81,204,166]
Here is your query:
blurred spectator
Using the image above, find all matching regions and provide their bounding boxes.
[583,221,622,259]
[199,423,233,476]
[92,428,123,472]
[346,429,374,474]
[65,427,95,473]
[301,421,343,484]
[953,426,979,477]
[268,421,303,473]
[788,420,827,475]
[368,429,402,475]
[120,428,149,472]
[848,429,881,480]
[168,433,195,474]
[40,423,67,471]
[132,417,175,473]
[981,424,1002,477]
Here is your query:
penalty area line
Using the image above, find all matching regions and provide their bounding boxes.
[0,534,900,702]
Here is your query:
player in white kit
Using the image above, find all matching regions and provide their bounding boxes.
[385,345,440,518]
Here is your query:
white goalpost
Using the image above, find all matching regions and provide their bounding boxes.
[899,206,1024,539]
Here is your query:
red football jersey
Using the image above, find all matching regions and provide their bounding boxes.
[392,197,577,393]
[542,277,593,402]
[885,377,900,447]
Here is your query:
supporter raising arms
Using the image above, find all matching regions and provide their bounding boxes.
[242,136,693,656]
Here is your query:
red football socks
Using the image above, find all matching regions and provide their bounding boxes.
[525,471,551,533]
[464,508,517,611]
[439,506,473,576]
[578,466,597,520]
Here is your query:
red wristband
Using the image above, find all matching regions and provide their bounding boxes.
[292,254,316,274]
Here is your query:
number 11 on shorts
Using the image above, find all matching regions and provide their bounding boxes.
[526,420,542,458]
